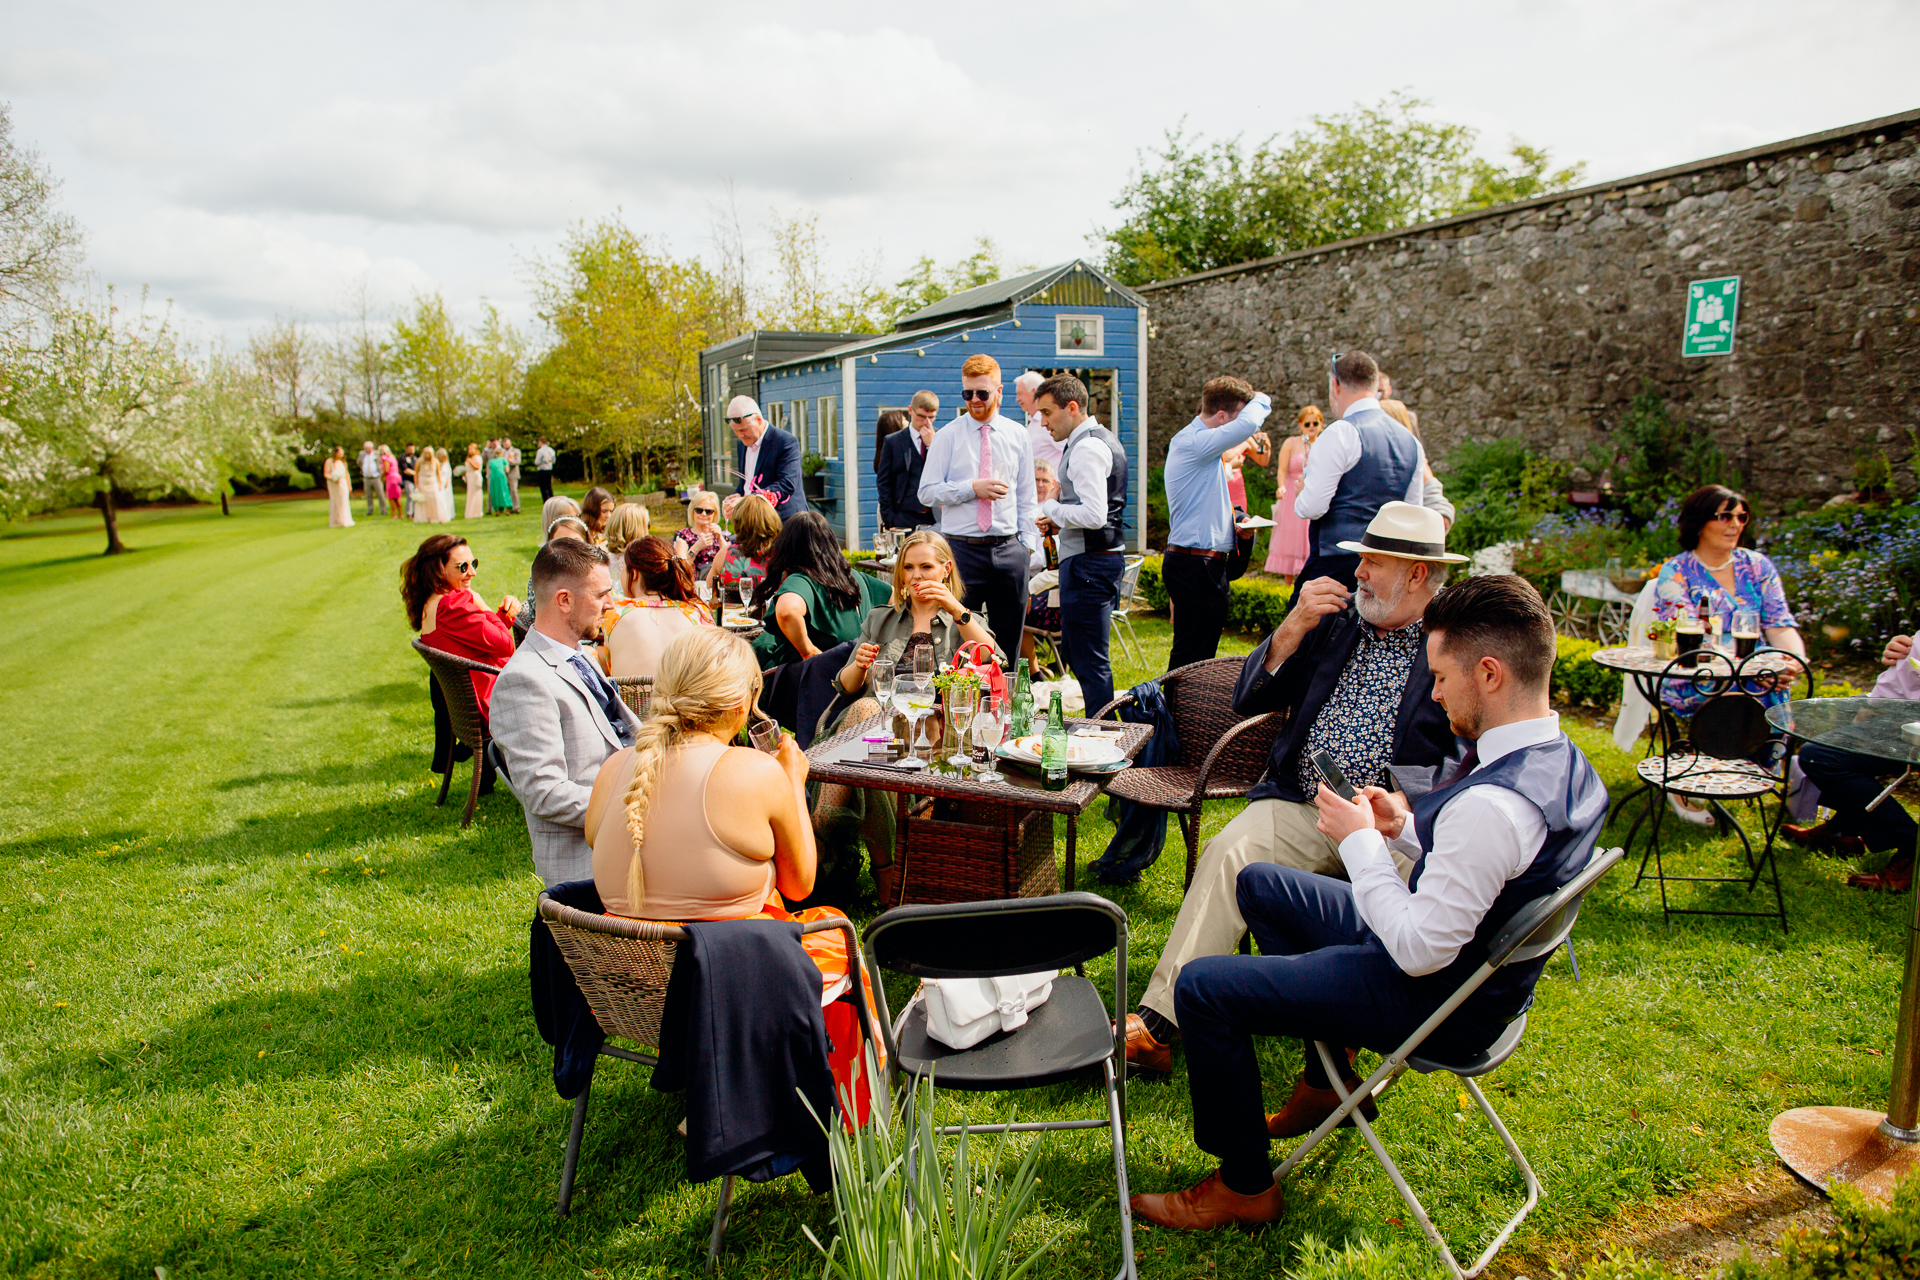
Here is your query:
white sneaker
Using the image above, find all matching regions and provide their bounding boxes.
[1667,792,1716,826]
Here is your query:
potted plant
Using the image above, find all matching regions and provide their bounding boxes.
[1646,617,1677,659]
[802,451,829,502]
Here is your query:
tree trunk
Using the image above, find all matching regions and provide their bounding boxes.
[220,490,231,516]
[97,487,125,555]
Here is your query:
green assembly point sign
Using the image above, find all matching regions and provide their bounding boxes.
[1683,276,1740,357]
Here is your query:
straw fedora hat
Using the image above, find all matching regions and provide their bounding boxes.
[1335,501,1470,563]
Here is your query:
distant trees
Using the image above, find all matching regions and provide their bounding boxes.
[1098,93,1586,285]
[0,104,83,327]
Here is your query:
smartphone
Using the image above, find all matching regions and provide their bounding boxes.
[1309,748,1358,802]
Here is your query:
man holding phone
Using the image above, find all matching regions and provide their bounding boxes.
[1123,502,1468,1075]
[1131,574,1607,1231]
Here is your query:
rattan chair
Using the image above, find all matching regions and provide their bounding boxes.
[537,893,878,1273]
[1272,846,1624,1280]
[609,675,653,718]
[862,893,1136,1280]
[411,638,501,828]
[1092,656,1284,887]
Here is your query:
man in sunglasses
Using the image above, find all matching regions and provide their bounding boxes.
[917,353,1038,655]
[719,394,807,522]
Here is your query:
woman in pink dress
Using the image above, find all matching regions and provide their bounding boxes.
[1263,405,1323,582]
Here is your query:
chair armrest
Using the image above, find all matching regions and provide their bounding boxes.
[1089,692,1137,722]
[536,894,689,942]
[798,914,885,1081]
[1194,711,1282,799]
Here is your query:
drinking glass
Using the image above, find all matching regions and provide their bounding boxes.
[870,657,896,706]
[693,579,711,607]
[737,575,757,613]
[946,683,978,767]
[749,718,783,755]
[972,695,1006,783]
[1733,608,1761,660]
[902,674,936,761]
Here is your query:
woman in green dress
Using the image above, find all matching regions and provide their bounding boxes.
[486,451,511,514]
[748,511,867,669]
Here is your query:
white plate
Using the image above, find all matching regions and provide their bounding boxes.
[1235,516,1275,530]
[1002,734,1125,767]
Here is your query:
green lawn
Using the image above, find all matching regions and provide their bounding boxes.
[0,495,1907,1279]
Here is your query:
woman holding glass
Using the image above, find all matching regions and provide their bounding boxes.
[813,531,1001,904]
[1649,483,1806,822]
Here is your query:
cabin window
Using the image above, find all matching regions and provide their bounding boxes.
[816,396,839,458]
[1056,314,1104,357]
[766,401,787,434]
[791,400,810,451]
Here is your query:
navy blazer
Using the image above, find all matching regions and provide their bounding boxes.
[1232,607,1458,804]
[874,427,932,529]
[734,426,807,521]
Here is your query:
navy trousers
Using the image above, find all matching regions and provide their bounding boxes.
[1174,863,1504,1178]
[1800,741,1919,857]
[1059,551,1124,715]
[951,537,1030,666]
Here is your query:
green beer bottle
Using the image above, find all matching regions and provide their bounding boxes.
[1010,663,1034,737]
[1042,690,1069,790]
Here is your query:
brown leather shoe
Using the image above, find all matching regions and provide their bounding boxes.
[1849,861,1914,893]
[1784,819,1865,857]
[1265,1071,1379,1138]
[1130,1170,1284,1231]
[1123,1013,1172,1075]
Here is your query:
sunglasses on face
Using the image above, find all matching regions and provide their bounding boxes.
[452,557,479,573]
[1712,510,1750,525]
[960,389,995,402]
[693,507,718,515]
[726,415,752,425]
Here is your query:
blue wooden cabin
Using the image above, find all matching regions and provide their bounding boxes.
[697,259,1149,552]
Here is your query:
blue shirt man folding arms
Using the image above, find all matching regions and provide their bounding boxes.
[1161,376,1272,671]
[917,352,1038,659]
[1129,573,1608,1232]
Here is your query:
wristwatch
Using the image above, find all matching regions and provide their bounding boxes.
[955,609,973,627]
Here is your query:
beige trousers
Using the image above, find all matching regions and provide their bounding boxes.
[1139,798,1412,1025]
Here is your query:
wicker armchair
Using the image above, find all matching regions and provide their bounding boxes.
[609,675,653,718]
[411,638,502,828]
[537,893,876,1272]
[1092,655,1283,887]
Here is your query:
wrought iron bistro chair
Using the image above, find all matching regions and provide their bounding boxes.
[609,675,654,719]
[411,639,502,828]
[1272,846,1625,1280]
[1619,647,1813,932]
[1093,656,1285,887]
[862,893,1137,1280]
[537,893,879,1273]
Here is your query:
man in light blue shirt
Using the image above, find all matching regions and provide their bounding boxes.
[918,353,1038,658]
[1161,376,1272,670]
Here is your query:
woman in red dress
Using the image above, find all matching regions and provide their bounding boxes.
[402,534,521,719]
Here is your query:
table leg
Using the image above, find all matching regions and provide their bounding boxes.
[1769,833,1920,1200]
[1065,815,1077,894]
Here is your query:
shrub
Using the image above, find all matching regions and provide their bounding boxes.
[1597,380,1742,527]
[1440,438,1571,557]
[1758,502,1920,657]
[1553,635,1619,709]
[1134,557,1291,637]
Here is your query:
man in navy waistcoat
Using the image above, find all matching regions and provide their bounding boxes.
[1131,574,1608,1231]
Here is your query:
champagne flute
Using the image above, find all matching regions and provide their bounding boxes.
[946,682,978,767]
[902,673,936,762]
[693,578,711,607]
[972,694,1006,783]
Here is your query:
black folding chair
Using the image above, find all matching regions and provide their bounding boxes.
[1270,846,1625,1280]
[862,893,1137,1280]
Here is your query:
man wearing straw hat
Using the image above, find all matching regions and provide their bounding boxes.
[1122,502,1470,1075]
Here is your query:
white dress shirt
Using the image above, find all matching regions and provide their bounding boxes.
[1293,397,1427,521]
[743,437,763,487]
[534,444,556,470]
[1026,410,1064,471]
[1037,418,1113,561]
[918,412,1039,550]
[1337,713,1561,976]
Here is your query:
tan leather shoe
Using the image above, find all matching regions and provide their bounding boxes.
[1265,1071,1378,1138]
[1130,1170,1283,1231]
[1123,1013,1172,1075]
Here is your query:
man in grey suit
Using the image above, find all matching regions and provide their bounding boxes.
[490,539,642,886]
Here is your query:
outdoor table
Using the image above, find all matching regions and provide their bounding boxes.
[1765,695,1920,1201]
[853,556,896,578]
[804,712,1152,904]
[1590,645,1808,928]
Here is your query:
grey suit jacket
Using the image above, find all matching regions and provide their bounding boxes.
[490,632,644,887]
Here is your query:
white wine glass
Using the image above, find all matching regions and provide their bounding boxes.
[972,695,1006,783]
[903,673,936,761]
[946,683,978,767]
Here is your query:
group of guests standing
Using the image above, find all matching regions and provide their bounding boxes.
[322,438,546,528]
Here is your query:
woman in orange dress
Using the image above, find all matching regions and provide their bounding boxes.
[402,534,521,719]
[584,627,882,1108]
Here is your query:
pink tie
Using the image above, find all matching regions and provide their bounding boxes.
[975,420,994,532]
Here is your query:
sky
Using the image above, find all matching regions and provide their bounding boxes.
[4,0,1916,345]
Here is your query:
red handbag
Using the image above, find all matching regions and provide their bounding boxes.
[948,641,1009,705]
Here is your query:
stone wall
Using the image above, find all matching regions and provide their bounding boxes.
[1141,109,1920,506]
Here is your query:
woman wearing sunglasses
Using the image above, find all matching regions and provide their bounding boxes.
[1649,484,1806,821]
[672,489,730,580]
[402,534,522,720]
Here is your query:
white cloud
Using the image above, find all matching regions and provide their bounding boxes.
[185,25,1064,233]
[73,112,171,167]
[89,207,436,320]
[0,48,113,94]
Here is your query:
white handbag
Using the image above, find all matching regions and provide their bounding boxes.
[920,971,1056,1049]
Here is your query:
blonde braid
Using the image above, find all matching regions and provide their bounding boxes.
[616,627,763,915]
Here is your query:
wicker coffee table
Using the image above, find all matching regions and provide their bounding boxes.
[804,713,1152,904]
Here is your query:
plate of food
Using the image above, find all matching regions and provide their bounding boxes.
[999,731,1129,772]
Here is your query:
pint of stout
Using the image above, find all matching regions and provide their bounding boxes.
[1675,622,1705,662]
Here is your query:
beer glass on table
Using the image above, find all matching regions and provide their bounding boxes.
[1733,609,1760,660]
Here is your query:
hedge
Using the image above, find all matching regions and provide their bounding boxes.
[1552,635,1621,708]
[1135,555,1295,636]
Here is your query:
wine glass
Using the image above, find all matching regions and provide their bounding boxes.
[946,682,978,767]
[737,574,757,613]
[869,658,896,735]
[972,695,1006,783]
[693,578,711,608]
[901,673,936,762]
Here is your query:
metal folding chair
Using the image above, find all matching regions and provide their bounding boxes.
[1109,555,1146,665]
[1271,846,1625,1280]
[862,893,1137,1280]
[537,894,878,1273]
